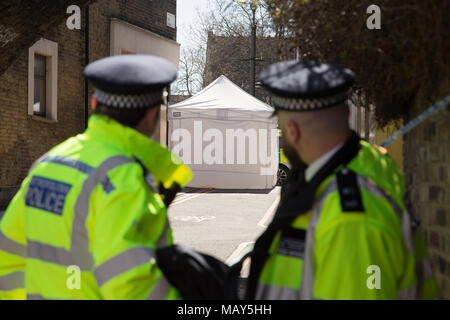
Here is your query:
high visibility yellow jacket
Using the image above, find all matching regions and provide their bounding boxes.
[0,114,192,300]
[249,133,440,300]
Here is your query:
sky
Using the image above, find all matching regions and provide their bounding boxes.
[176,0,210,49]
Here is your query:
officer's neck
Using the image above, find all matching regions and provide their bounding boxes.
[303,129,352,166]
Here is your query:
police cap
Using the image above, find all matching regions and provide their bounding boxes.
[84,54,177,109]
[260,60,355,111]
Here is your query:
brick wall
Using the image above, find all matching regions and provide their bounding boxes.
[203,33,296,103]
[87,0,177,94]
[170,95,191,105]
[0,18,86,208]
[0,0,95,77]
[403,78,450,299]
[0,0,177,208]
[117,0,176,41]
[88,0,177,62]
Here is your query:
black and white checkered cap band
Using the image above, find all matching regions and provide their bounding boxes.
[272,90,350,111]
[95,88,165,109]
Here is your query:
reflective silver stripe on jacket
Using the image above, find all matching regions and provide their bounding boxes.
[256,283,299,300]
[156,219,171,248]
[0,271,24,291]
[418,259,434,280]
[94,246,157,287]
[146,275,172,300]
[27,294,47,300]
[357,175,425,299]
[40,155,95,175]
[258,170,420,300]
[71,156,134,269]
[27,156,134,270]
[27,293,65,300]
[142,169,171,248]
[30,155,115,194]
[0,231,26,257]
[143,171,159,194]
[255,179,338,300]
[398,286,417,300]
[356,176,415,255]
[27,240,84,268]
[299,179,338,300]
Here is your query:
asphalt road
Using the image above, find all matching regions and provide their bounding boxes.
[1,187,281,267]
[167,187,281,263]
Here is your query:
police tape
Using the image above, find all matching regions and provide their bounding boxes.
[380,95,450,148]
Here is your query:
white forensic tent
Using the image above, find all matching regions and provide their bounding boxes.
[168,75,278,189]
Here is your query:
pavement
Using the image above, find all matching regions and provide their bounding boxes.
[168,187,281,264]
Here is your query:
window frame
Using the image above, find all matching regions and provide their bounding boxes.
[28,38,58,122]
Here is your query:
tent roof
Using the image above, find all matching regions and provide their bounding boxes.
[169,75,273,112]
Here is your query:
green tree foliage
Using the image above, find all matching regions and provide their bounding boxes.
[266,0,450,125]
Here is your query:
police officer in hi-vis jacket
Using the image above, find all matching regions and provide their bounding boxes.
[245,60,441,300]
[0,55,192,300]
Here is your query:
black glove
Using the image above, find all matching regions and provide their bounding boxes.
[156,245,240,300]
[158,182,181,207]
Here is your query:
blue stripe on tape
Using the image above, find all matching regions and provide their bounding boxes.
[381,95,450,148]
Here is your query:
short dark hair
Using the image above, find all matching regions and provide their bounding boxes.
[94,103,158,128]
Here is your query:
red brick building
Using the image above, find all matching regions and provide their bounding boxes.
[0,0,179,208]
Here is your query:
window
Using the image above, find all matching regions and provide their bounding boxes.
[28,38,58,121]
[33,54,47,116]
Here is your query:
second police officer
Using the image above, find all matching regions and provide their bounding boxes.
[245,60,441,300]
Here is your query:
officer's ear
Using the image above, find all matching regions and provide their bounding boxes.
[345,102,350,121]
[285,119,301,146]
[143,106,159,124]
[136,106,159,137]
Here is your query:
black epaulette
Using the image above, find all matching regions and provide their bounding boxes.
[336,168,365,212]
[277,227,306,259]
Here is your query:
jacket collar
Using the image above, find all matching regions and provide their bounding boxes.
[279,130,361,218]
[305,142,344,182]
